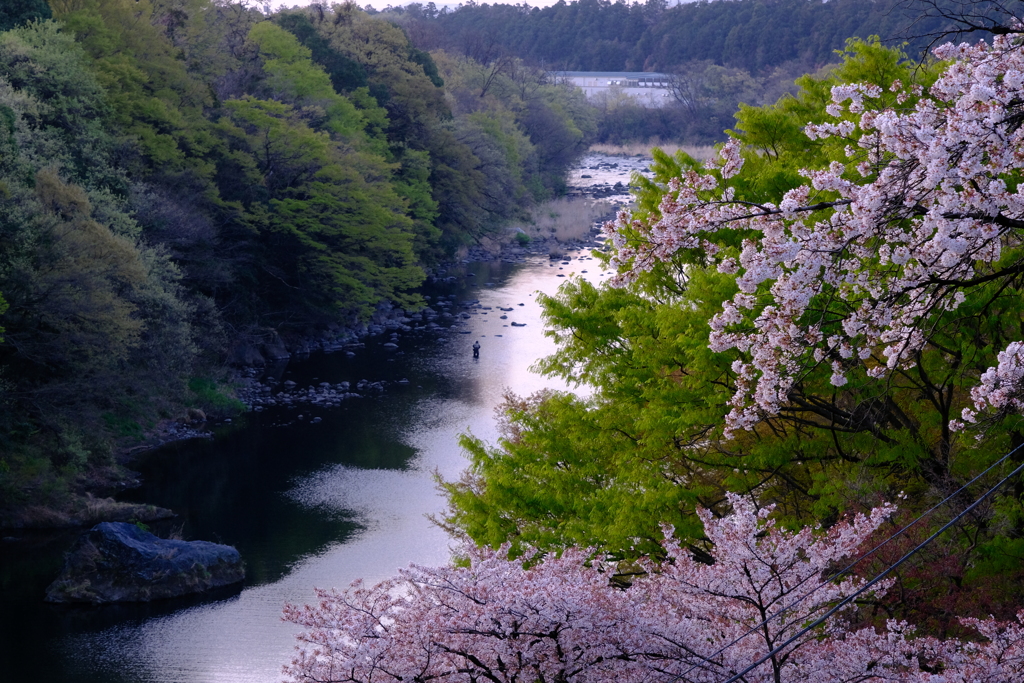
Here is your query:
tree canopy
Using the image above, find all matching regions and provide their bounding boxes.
[0,0,594,521]
[386,0,982,74]
[441,34,1024,633]
[286,494,1024,683]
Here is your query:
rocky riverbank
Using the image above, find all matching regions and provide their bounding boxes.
[147,152,639,440]
[0,153,647,531]
[223,151,640,372]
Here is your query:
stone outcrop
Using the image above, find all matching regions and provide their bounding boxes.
[45,522,244,603]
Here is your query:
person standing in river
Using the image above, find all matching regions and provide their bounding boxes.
[472,341,480,358]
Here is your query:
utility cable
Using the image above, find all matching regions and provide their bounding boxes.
[665,441,1024,683]
[716,454,1024,683]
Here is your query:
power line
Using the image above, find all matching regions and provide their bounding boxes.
[663,441,1024,683]
[716,454,1024,683]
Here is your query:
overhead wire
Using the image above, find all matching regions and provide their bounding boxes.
[714,452,1024,683]
[662,441,1024,683]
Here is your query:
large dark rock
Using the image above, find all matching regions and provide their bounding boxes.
[45,522,245,603]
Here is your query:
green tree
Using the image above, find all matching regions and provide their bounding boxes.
[0,0,51,31]
[275,7,454,255]
[0,18,200,507]
[216,94,422,320]
[443,42,1024,629]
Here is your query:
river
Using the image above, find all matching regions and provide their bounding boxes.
[0,248,616,683]
[0,152,648,682]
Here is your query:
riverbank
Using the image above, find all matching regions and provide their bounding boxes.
[588,141,716,158]
[1,245,606,683]
[0,152,647,531]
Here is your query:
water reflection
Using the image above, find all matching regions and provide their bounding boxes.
[1,253,607,682]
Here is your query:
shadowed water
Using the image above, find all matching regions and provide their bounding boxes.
[0,252,610,683]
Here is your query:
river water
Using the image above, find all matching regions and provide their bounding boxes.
[0,249,615,683]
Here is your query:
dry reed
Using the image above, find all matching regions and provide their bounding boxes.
[513,197,614,242]
[589,142,716,160]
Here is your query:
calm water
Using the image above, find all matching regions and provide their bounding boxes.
[0,253,608,683]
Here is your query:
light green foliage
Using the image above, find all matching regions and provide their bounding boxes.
[217,94,422,318]
[294,5,592,248]
[448,270,736,558]
[273,7,459,256]
[390,146,442,254]
[308,7,488,249]
[445,40,1024,583]
[53,0,217,179]
[187,377,244,415]
[0,21,121,185]
[248,22,367,142]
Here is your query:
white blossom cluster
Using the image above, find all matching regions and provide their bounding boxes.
[606,35,1024,435]
[284,494,1024,683]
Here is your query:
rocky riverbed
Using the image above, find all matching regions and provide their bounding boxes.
[233,270,599,417]
[567,153,654,202]
[160,153,648,438]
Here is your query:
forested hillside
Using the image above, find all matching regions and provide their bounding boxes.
[388,0,960,73]
[0,0,593,523]
[388,0,990,143]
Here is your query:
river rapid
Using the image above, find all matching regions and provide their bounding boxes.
[0,155,643,683]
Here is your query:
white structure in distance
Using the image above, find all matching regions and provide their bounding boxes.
[551,71,673,107]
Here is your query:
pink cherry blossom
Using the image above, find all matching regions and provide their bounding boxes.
[607,35,1024,434]
[284,495,1024,682]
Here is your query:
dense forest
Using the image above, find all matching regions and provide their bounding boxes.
[386,0,994,142]
[387,0,961,73]
[0,0,593,524]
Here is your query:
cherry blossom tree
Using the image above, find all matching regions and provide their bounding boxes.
[285,33,1024,683]
[285,495,963,683]
[942,612,1024,682]
[284,494,1024,682]
[605,32,1024,437]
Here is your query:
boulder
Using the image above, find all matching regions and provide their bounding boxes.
[260,336,290,361]
[45,522,245,603]
[227,341,265,366]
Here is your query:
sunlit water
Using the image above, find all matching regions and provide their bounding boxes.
[0,251,614,683]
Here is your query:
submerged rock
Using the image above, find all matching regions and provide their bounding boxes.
[45,522,244,603]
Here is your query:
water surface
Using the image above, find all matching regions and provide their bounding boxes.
[0,252,609,683]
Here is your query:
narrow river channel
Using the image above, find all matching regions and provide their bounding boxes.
[0,249,613,683]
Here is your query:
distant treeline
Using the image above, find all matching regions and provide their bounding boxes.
[382,0,989,144]
[386,0,973,74]
[0,0,592,517]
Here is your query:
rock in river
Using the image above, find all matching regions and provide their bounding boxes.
[45,522,245,603]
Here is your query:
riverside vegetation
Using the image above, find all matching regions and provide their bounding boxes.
[444,34,1024,631]
[0,0,988,525]
[0,0,594,527]
[3,0,1024,680]
[289,13,1024,683]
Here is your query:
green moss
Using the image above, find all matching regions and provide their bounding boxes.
[102,412,144,439]
[188,377,245,416]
